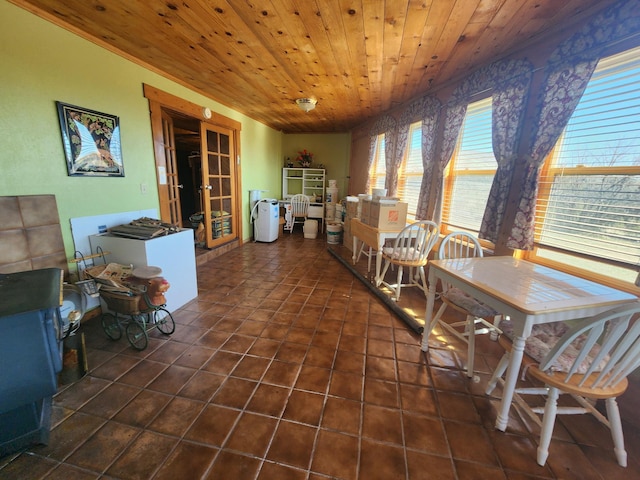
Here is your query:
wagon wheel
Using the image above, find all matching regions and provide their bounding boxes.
[153,308,175,335]
[126,317,148,350]
[101,312,122,340]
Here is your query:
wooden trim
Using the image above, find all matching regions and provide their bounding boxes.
[143,84,241,131]
[523,252,640,296]
[234,127,243,244]
[144,84,243,247]
[10,1,250,121]
[148,99,171,221]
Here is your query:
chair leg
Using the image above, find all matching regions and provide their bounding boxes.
[356,242,371,271]
[378,259,391,287]
[485,352,510,395]
[466,314,475,378]
[537,386,559,466]
[409,266,417,283]
[489,315,503,341]
[394,265,404,300]
[417,267,428,297]
[605,397,627,467]
[427,303,448,341]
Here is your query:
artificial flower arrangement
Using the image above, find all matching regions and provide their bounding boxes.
[296,149,313,167]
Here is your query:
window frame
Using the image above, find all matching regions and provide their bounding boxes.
[396,122,423,221]
[369,124,422,221]
[523,156,640,291]
[521,46,640,292]
[440,96,496,249]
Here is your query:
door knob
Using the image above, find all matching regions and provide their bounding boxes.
[205,185,212,190]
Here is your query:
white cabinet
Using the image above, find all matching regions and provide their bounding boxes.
[89,229,197,313]
[282,168,326,203]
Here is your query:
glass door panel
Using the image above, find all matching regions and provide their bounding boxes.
[200,124,236,248]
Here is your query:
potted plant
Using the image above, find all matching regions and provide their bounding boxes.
[296,149,313,167]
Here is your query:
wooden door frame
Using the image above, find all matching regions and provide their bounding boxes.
[144,84,243,244]
[160,110,182,226]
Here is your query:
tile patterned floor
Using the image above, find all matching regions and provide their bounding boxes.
[1,233,639,479]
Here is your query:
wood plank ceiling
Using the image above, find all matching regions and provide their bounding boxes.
[12,0,619,133]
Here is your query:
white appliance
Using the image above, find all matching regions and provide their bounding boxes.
[254,200,279,242]
[89,229,197,312]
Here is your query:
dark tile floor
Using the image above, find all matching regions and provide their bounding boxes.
[1,232,639,479]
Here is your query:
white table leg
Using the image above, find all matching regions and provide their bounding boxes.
[421,269,437,352]
[495,334,526,431]
[352,237,358,264]
[375,247,384,286]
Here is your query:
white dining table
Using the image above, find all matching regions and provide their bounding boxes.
[421,256,638,431]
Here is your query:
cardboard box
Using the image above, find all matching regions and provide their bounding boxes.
[345,197,359,220]
[343,217,351,236]
[360,198,372,225]
[369,201,408,229]
[343,228,354,251]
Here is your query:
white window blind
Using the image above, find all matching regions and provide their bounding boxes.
[370,135,386,191]
[396,122,423,220]
[535,46,640,275]
[442,97,496,234]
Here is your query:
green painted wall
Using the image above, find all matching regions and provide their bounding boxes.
[282,134,351,201]
[0,0,287,257]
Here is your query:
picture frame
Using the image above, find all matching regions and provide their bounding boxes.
[56,101,124,177]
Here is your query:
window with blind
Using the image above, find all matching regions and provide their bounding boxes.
[369,123,423,221]
[397,123,423,220]
[529,46,640,285]
[369,134,386,192]
[442,97,496,236]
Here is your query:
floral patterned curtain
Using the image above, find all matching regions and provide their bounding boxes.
[428,101,467,224]
[506,0,640,249]
[389,98,427,197]
[365,115,396,193]
[427,65,501,224]
[415,97,441,220]
[478,60,533,242]
[427,59,536,225]
[383,128,398,195]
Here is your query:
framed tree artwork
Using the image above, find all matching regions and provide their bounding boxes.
[56,101,124,177]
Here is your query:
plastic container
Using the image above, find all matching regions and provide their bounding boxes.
[325,203,336,221]
[303,219,318,239]
[328,179,337,187]
[326,187,339,203]
[357,194,371,219]
[326,222,343,244]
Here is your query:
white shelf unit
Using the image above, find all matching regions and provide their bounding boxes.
[282,168,326,201]
[282,167,326,232]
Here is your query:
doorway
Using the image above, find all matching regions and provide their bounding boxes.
[144,84,243,251]
[167,111,203,226]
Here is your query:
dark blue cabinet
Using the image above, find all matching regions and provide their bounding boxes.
[0,268,63,457]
